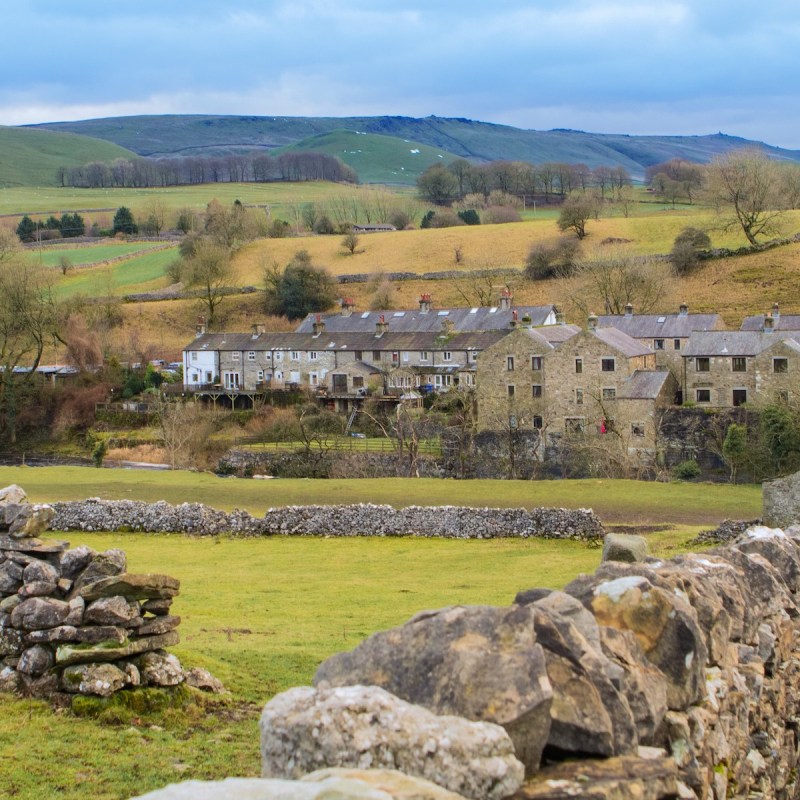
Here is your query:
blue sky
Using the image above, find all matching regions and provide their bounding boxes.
[4,1,800,149]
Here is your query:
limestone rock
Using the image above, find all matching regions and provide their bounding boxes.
[602,533,648,563]
[10,597,70,631]
[62,662,128,696]
[0,484,27,506]
[18,580,58,598]
[85,596,140,626]
[0,560,23,593]
[9,504,55,539]
[55,630,179,666]
[135,615,180,636]
[304,769,470,799]
[71,550,127,595]
[59,545,96,580]
[0,665,21,694]
[25,625,79,644]
[260,685,524,800]
[314,604,553,774]
[184,666,226,693]
[22,560,59,585]
[139,651,184,686]
[17,644,55,676]
[79,573,180,601]
[0,625,23,656]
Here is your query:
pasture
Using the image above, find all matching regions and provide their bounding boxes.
[0,468,760,799]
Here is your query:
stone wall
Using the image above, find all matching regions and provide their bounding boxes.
[763,469,800,528]
[51,499,604,541]
[0,486,219,701]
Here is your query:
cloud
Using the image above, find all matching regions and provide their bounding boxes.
[4,1,800,149]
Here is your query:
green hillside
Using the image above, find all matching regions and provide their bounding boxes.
[30,115,800,182]
[0,126,135,187]
[276,130,457,183]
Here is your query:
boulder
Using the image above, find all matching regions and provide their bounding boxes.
[10,597,71,631]
[79,573,180,601]
[70,550,127,595]
[314,604,553,774]
[0,484,27,507]
[62,662,128,696]
[602,533,648,563]
[17,644,55,676]
[59,545,96,580]
[184,667,226,693]
[84,596,140,626]
[139,651,184,686]
[304,769,471,799]
[260,685,524,800]
[9,504,55,539]
[55,630,179,666]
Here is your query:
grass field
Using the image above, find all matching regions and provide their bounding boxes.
[0,466,756,799]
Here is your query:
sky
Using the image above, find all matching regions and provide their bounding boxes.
[4,1,800,150]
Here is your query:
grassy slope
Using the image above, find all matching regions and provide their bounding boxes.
[276,130,457,183]
[0,126,135,188]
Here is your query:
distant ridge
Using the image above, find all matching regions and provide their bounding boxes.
[25,114,800,185]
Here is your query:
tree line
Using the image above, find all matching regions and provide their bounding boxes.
[57,151,358,189]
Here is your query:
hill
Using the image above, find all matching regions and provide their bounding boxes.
[0,126,135,187]
[29,114,800,182]
[275,130,457,184]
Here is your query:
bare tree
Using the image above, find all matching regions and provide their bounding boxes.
[704,148,786,244]
[182,237,233,325]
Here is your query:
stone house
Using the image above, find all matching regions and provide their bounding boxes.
[741,303,800,333]
[682,328,800,408]
[597,304,723,384]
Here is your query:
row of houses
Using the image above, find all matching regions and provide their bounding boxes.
[181,295,799,459]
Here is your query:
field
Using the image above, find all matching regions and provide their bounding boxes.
[0,466,760,799]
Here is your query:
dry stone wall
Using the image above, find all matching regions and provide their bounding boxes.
[0,485,220,701]
[51,499,604,541]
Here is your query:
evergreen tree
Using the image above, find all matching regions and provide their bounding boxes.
[112,206,138,235]
[16,215,37,243]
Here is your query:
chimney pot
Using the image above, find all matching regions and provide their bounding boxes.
[588,313,598,331]
[624,303,633,317]
[679,303,689,316]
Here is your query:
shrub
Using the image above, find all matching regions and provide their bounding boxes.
[672,459,701,480]
[457,209,480,226]
[482,205,521,225]
[524,237,581,280]
[670,227,711,275]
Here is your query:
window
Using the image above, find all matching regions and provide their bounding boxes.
[602,388,616,400]
[654,339,665,350]
[732,357,747,372]
[507,384,515,398]
[533,415,543,429]
[532,384,542,398]
[248,351,256,362]
[392,351,399,362]
[309,351,318,361]
[291,351,300,361]
[223,372,240,390]
[575,358,583,374]
[674,339,681,351]
[601,358,615,372]
[443,351,452,361]
[531,356,542,370]
[695,357,710,372]
[774,358,789,374]
[231,352,240,362]
[420,351,429,361]
[402,351,409,362]
[191,372,198,382]
[565,417,585,433]
[506,356,515,371]
[274,351,283,362]
[205,371,213,383]
[190,352,198,362]
[575,388,584,405]
[732,389,747,407]
[631,423,645,437]
[696,389,711,403]
[372,351,381,361]
[355,351,363,361]
[352,376,364,388]
[310,372,318,386]
[470,351,478,362]
[257,370,264,382]
[462,373,474,386]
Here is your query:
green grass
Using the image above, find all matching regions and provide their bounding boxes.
[0,466,761,525]
[53,246,179,299]
[0,466,757,798]
[0,126,135,188]
[34,242,166,269]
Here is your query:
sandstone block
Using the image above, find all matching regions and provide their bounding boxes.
[55,630,179,666]
[62,662,128,696]
[79,573,180,601]
[139,651,184,686]
[602,533,649,563]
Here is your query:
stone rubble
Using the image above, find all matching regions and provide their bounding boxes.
[0,485,223,701]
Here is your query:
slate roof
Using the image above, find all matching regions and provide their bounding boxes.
[294,305,556,334]
[597,312,722,339]
[683,331,800,357]
[618,370,672,400]
[186,330,510,353]
[741,315,800,332]
[591,327,654,358]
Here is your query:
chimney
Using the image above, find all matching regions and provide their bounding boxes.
[312,314,326,337]
[679,303,689,316]
[588,313,598,331]
[441,317,455,335]
[500,288,513,311]
[375,314,389,336]
[195,316,206,338]
[510,309,519,327]
[251,323,265,339]
[765,313,775,332]
[624,303,633,317]
[340,298,355,317]
[419,293,432,313]
[772,302,780,320]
